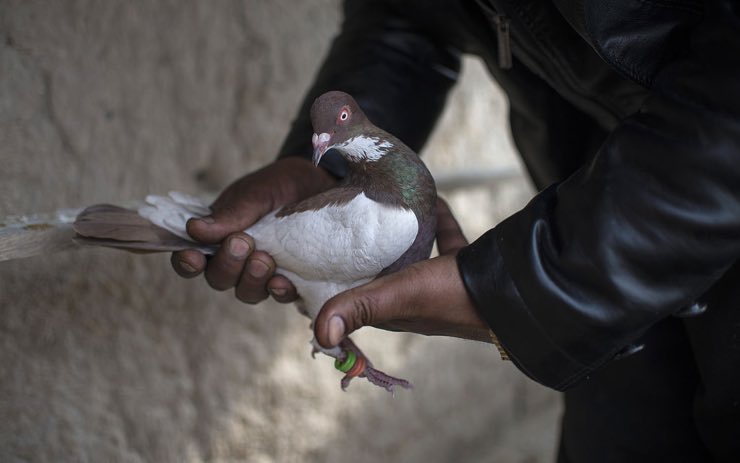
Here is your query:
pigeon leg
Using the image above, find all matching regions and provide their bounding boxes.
[309,338,343,359]
[336,337,413,394]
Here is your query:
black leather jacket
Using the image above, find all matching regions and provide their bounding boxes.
[278,0,740,392]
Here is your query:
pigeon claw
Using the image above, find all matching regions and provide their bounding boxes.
[363,366,413,396]
[335,338,413,394]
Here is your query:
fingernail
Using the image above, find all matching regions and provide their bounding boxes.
[328,316,345,346]
[247,259,269,278]
[200,216,215,224]
[228,237,250,258]
[270,288,287,297]
[179,260,196,274]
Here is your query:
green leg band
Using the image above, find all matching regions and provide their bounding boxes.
[334,349,356,373]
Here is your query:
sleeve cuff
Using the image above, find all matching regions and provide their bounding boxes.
[456,227,604,391]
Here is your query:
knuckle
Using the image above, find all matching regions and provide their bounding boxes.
[351,293,378,327]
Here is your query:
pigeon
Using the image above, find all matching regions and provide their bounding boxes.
[74,91,438,393]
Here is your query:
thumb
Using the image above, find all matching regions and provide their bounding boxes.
[186,204,267,244]
[314,273,411,348]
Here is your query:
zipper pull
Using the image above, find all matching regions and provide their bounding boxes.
[494,14,512,70]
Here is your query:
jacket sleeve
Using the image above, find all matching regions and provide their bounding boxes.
[457,1,740,390]
[276,0,461,178]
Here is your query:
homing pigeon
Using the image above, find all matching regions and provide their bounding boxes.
[73,91,438,393]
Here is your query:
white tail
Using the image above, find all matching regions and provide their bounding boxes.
[137,192,212,241]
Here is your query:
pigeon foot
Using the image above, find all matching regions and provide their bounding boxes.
[336,338,413,394]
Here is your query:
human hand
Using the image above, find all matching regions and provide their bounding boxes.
[313,198,491,348]
[171,157,336,303]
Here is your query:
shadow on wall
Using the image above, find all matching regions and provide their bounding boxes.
[0,1,559,461]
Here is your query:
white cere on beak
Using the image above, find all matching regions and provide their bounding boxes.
[312,132,333,166]
[316,133,331,146]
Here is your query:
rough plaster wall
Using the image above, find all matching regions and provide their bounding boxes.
[0,1,561,462]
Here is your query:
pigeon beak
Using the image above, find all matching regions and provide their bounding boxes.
[312,132,332,167]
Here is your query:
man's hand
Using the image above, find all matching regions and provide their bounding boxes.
[171,157,336,303]
[313,198,491,348]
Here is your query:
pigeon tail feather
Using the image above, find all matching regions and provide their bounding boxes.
[138,191,210,240]
[73,192,216,254]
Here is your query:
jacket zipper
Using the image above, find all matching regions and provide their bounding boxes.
[476,0,513,70]
[494,14,512,70]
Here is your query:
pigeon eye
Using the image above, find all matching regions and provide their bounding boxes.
[340,111,349,121]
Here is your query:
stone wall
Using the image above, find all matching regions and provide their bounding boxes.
[0,1,560,461]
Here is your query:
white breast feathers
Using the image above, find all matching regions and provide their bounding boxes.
[246,192,418,282]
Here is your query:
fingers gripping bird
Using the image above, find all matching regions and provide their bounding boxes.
[74,91,438,393]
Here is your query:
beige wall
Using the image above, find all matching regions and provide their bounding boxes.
[0,1,560,461]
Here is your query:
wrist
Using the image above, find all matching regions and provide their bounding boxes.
[447,251,510,358]
[427,254,494,343]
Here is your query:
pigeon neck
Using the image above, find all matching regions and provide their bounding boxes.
[344,146,435,220]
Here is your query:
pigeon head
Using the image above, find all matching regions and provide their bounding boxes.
[310,91,393,166]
